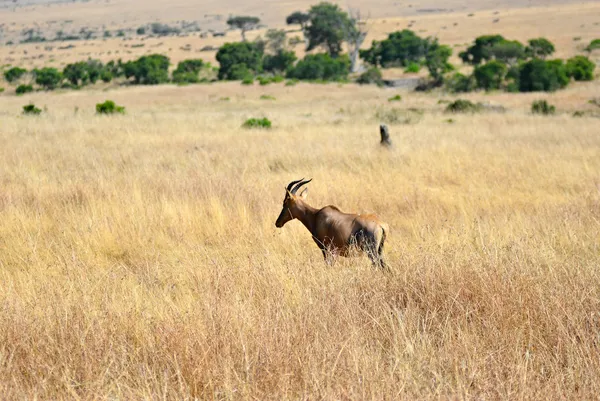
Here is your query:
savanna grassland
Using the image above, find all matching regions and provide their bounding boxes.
[2,0,600,399]
[1,80,600,399]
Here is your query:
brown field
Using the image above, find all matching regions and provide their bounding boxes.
[1,0,600,399]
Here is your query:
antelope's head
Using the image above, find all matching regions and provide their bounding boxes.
[275,178,312,228]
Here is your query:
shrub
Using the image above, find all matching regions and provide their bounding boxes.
[586,39,600,52]
[474,60,508,90]
[445,72,476,93]
[356,67,383,86]
[257,76,271,85]
[262,50,297,74]
[172,59,205,83]
[4,66,27,83]
[241,76,254,85]
[388,94,402,102]
[375,108,422,125]
[136,26,146,35]
[286,53,349,81]
[100,70,113,83]
[526,38,555,59]
[565,55,596,81]
[34,67,62,90]
[96,100,125,114]
[404,62,420,73]
[445,99,482,113]
[242,117,272,128]
[518,59,569,92]
[150,23,180,36]
[260,95,276,100]
[285,79,299,86]
[16,84,34,95]
[531,99,555,115]
[0,87,4,93]
[22,104,42,115]
[122,54,170,85]
[216,42,263,80]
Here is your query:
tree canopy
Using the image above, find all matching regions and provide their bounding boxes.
[304,3,354,57]
[227,16,260,41]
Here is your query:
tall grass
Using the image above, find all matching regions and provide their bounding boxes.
[0,83,599,399]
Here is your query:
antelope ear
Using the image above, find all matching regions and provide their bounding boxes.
[299,188,308,199]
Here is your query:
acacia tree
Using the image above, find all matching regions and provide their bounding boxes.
[304,2,353,57]
[526,38,555,59]
[286,11,310,46]
[227,16,260,41]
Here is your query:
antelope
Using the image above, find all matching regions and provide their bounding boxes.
[275,178,389,269]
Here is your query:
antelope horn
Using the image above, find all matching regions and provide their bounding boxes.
[286,178,305,193]
[291,178,312,194]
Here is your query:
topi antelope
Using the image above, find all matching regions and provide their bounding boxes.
[275,178,389,269]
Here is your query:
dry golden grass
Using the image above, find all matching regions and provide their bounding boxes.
[1,81,599,399]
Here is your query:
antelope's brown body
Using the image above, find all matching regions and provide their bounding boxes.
[275,179,389,269]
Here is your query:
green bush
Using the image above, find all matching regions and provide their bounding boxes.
[96,100,125,114]
[474,60,508,90]
[445,99,482,113]
[526,38,555,59]
[16,84,34,95]
[257,76,272,85]
[262,50,297,74]
[286,53,350,81]
[100,70,113,83]
[459,35,526,65]
[242,117,272,129]
[172,59,205,84]
[260,95,276,100]
[216,42,263,80]
[586,39,600,52]
[22,104,42,115]
[122,54,170,85]
[387,94,402,102]
[0,87,4,93]
[241,76,254,85]
[285,79,299,86]
[565,55,596,81]
[445,72,476,93]
[4,66,27,83]
[136,26,146,35]
[360,30,431,67]
[356,67,383,86]
[404,62,420,73]
[34,67,62,90]
[531,99,555,115]
[518,59,569,92]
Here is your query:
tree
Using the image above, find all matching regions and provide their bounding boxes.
[344,8,369,73]
[425,42,453,84]
[63,61,89,86]
[34,67,62,90]
[216,42,263,80]
[286,53,350,81]
[172,59,205,83]
[518,59,569,92]
[526,38,555,59]
[360,30,430,67]
[4,66,27,83]
[263,50,297,73]
[265,29,287,53]
[123,54,170,85]
[490,40,525,66]
[304,3,353,57]
[474,60,508,90]
[226,16,260,41]
[286,11,310,47]
[565,55,596,81]
[286,11,310,29]
[459,35,505,65]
